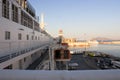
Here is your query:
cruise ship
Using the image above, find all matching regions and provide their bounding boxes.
[0,0,53,69]
[87,40,99,45]
[0,0,120,80]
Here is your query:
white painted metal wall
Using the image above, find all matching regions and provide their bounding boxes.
[0,17,52,69]
[0,17,51,56]
[0,0,53,56]
[0,0,2,18]
[0,70,120,80]
[0,0,53,69]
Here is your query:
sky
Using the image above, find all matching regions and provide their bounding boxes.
[29,0,120,40]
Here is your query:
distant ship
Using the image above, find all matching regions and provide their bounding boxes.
[87,40,99,45]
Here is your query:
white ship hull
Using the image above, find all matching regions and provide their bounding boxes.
[88,40,99,46]
[0,0,53,69]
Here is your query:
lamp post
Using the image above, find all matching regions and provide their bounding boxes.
[84,33,87,56]
[49,46,55,70]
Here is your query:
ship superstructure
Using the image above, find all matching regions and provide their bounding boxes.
[0,0,53,69]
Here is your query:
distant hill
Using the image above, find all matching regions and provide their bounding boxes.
[91,37,112,42]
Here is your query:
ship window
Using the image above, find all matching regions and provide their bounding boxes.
[35,36,37,40]
[26,35,29,40]
[18,33,22,40]
[12,4,18,23]
[5,31,10,40]
[54,50,61,59]
[34,21,39,31]
[64,50,69,59]
[2,0,9,19]
[21,10,33,29]
[24,57,26,62]
[31,36,34,40]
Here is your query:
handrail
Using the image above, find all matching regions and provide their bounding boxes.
[0,44,49,63]
[0,70,120,80]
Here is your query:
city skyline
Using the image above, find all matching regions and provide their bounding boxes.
[29,0,120,40]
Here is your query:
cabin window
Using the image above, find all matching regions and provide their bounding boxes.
[12,4,18,23]
[31,36,34,40]
[5,31,10,40]
[35,36,37,40]
[18,33,22,40]
[21,10,33,29]
[26,35,29,40]
[64,50,69,59]
[2,0,9,19]
[34,21,39,31]
[24,57,26,62]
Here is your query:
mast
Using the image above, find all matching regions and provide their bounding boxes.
[40,13,45,30]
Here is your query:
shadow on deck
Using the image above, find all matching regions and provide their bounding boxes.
[26,49,49,70]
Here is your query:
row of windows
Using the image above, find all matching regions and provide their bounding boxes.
[21,11,33,29]
[12,4,18,23]
[5,31,42,40]
[2,0,9,19]
[2,0,18,22]
[2,0,40,32]
[16,0,35,17]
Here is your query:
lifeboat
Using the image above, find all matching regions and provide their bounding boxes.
[54,48,71,61]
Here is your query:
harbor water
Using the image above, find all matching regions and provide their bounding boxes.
[69,44,120,57]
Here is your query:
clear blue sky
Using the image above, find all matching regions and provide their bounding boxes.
[29,0,120,40]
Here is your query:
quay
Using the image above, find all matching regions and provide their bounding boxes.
[68,51,120,70]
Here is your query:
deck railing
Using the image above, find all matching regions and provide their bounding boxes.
[0,42,49,63]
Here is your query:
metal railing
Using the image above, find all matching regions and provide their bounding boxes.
[0,42,50,63]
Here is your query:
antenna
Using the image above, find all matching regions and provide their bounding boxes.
[40,13,46,30]
[41,13,44,23]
